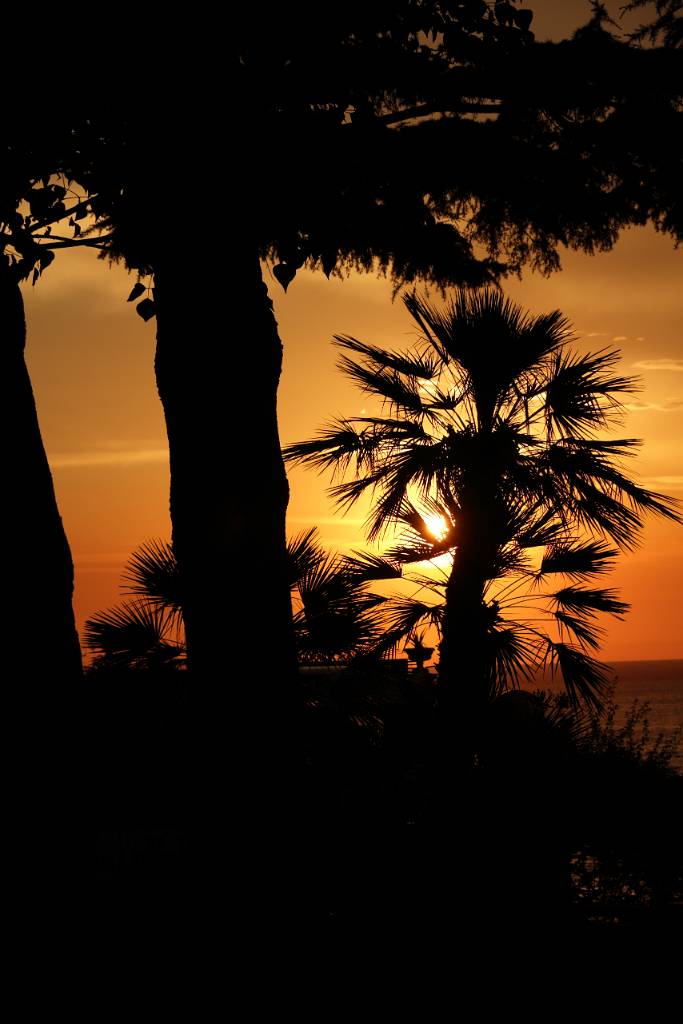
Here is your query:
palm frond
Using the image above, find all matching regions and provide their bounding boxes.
[336,355,428,418]
[122,539,183,612]
[294,548,390,663]
[83,599,184,667]
[537,539,618,580]
[551,586,629,618]
[286,527,326,587]
[424,385,468,414]
[343,550,403,581]
[328,468,390,514]
[352,416,432,441]
[334,334,440,380]
[364,445,452,540]
[572,485,647,551]
[379,596,443,648]
[384,539,447,564]
[514,507,565,549]
[404,290,570,425]
[553,610,604,650]
[544,348,639,437]
[544,641,614,710]
[485,621,540,692]
[283,418,380,479]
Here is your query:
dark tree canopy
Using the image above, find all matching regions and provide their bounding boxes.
[75,3,682,288]
[232,1,683,290]
[625,0,683,47]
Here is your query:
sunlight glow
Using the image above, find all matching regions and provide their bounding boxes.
[424,513,449,541]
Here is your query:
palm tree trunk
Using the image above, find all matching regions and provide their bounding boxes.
[438,486,499,761]
[2,267,82,683]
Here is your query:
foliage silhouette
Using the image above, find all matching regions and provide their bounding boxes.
[84,530,390,670]
[0,125,113,682]
[84,599,185,672]
[625,0,682,47]
[286,289,681,713]
[68,2,683,689]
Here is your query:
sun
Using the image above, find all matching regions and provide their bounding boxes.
[424,513,449,542]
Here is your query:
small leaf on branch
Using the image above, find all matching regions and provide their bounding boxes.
[75,205,89,220]
[494,1,515,26]
[40,250,55,273]
[73,222,82,237]
[321,250,337,278]
[136,297,156,321]
[273,262,297,292]
[127,282,146,302]
[512,8,533,31]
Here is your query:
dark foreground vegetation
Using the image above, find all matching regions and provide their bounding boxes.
[63,662,680,949]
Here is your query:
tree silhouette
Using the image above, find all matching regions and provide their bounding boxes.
[84,531,389,670]
[70,2,683,694]
[286,290,681,721]
[1,125,113,684]
[624,0,682,46]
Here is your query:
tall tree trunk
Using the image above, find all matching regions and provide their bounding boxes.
[2,267,82,684]
[153,242,299,919]
[154,247,297,692]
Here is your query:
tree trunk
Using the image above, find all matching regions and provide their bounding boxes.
[153,243,299,913]
[2,267,82,684]
[154,247,297,690]
[437,482,501,769]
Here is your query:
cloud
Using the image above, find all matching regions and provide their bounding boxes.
[612,336,628,342]
[585,332,608,338]
[50,447,169,469]
[625,398,683,413]
[288,516,364,527]
[632,358,683,372]
[643,476,683,491]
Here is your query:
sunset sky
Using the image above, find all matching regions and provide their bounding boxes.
[23,1,683,662]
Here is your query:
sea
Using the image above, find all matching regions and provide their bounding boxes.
[607,660,683,769]
[536,659,683,770]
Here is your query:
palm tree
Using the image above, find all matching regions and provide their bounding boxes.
[83,541,185,671]
[84,531,388,670]
[352,502,630,709]
[287,528,391,665]
[285,289,681,716]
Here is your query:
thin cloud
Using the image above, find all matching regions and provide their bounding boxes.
[288,516,365,527]
[585,332,608,338]
[632,358,683,372]
[612,336,627,342]
[643,476,683,491]
[50,448,169,469]
[625,398,683,413]
[76,552,132,564]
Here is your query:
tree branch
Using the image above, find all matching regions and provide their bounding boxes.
[378,101,502,126]
[28,194,94,232]
[37,234,113,249]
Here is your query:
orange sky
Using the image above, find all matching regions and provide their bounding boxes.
[21,2,683,662]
